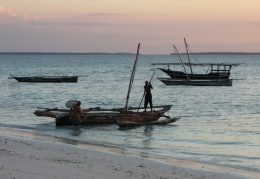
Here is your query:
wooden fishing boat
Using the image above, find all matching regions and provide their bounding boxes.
[151,38,242,81]
[34,43,180,127]
[157,63,233,80]
[10,75,78,83]
[34,105,173,126]
[158,77,233,86]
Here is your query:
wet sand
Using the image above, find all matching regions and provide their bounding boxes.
[0,126,259,179]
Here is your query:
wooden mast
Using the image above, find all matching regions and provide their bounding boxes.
[125,43,140,112]
[184,38,193,74]
[173,45,189,81]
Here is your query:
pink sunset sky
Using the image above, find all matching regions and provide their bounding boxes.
[0,0,259,54]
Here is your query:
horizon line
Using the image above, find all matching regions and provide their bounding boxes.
[1,52,260,55]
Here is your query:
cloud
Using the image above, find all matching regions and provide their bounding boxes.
[20,12,37,20]
[30,13,137,28]
[0,5,37,23]
[0,5,16,16]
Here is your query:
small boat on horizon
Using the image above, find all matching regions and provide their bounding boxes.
[10,75,78,83]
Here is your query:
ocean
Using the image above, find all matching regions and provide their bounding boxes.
[0,53,259,173]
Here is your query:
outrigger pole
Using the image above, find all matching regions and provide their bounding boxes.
[125,43,140,112]
[184,38,193,74]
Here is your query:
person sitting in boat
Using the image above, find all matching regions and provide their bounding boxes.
[144,81,153,112]
[71,101,82,126]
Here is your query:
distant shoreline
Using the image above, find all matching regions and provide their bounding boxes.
[0,52,135,55]
[1,52,260,55]
[179,52,260,55]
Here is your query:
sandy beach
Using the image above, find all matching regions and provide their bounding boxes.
[0,127,259,179]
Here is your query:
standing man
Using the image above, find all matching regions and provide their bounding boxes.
[144,81,153,112]
[71,101,82,126]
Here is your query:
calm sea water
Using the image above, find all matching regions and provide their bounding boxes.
[0,53,259,172]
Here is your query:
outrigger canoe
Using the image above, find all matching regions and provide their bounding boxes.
[34,105,177,126]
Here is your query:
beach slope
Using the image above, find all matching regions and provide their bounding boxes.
[0,134,257,179]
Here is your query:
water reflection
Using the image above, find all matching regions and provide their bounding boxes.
[70,127,83,136]
[142,126,154,149]
[117,126,137,131]
[143,125,154,137]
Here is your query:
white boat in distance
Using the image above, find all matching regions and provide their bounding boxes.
[152,38,242,86]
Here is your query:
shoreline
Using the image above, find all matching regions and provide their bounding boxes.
[0,126,259,179]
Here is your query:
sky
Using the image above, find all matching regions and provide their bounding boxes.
[0,0,260,54]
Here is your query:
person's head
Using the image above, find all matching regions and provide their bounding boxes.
[145,81,148,85]
[77,101,81,106]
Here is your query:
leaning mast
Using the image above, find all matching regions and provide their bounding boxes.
[125,43,140,112]
[184,38,193,74]
[173,45,189,80]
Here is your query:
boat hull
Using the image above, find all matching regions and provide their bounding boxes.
[159,68,230,80]
[116,117,180,127]
[158,78,232,86]
[12,76,78,83]
[34,105,172,126]
[55,111,168,126]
